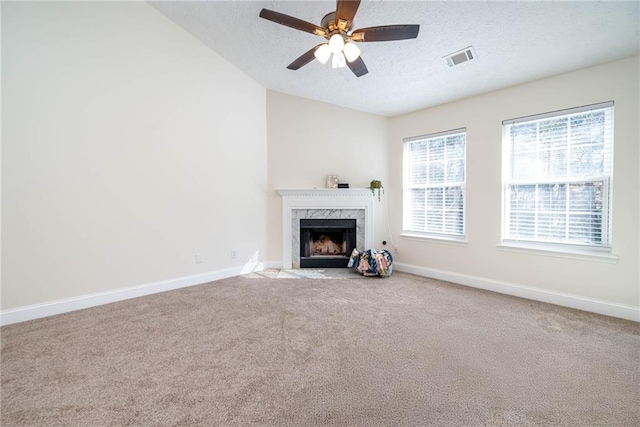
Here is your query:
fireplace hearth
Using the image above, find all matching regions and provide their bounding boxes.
[300,219,356,268]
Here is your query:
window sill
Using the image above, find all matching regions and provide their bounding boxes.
[496,242,618,264]
[400,233,468,247]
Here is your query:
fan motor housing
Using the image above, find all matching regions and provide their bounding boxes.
[321,12,338,32]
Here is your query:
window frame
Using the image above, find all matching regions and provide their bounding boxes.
[500,101,614,255]
[402,128,467,242]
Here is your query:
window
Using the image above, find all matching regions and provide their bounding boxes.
[502,102,613,249]
[403,128,466,239]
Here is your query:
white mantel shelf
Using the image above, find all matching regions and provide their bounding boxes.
[277,188,375,269]
[277,188,373,197]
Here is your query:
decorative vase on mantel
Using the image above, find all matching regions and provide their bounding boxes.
[370,180,384,201]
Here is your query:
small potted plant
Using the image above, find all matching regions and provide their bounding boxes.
[370,180,384,201]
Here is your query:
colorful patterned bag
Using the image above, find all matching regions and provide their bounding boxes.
[348,248,393,277]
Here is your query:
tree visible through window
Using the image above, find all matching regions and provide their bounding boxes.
[502,102,613,247]
[403,129,466,238]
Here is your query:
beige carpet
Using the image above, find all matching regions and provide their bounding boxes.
[1,271,639,426]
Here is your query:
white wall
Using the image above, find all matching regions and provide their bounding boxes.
[2,2,268,310]
[388,56,640,309]
[266,91,390,262]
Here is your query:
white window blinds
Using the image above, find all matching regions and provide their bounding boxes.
[403,129,466,238]
[502,102,614,247]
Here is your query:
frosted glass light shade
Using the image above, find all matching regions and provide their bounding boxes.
[338,52,346,68]
[314,44,331,64]
[343,42,361,62]
[329,34,345,53]
[331,52,347,68]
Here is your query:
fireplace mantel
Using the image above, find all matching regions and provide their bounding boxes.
[277,188,374,198]
[277,188,375,269]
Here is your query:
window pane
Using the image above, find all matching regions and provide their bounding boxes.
[426,188,443,207]
[509,212,535,239]
[539,149,567,177]
[570,145,605,176]
[428,138,445,161]
[510,185,536,211]
[411,211,425,231]
[569,182,602,212]
[537,213,566,241]
[445,187,463,210]
[539,118,567,149]
[426,187,444,233]
[511,123,537,152]
[428,161,445,184]
[511,151,537,180]
[446,159,465,183]
[410,141,427,162]
[410,189,425,231]
[411,188,425,207]
[444,210,464,234]
[568,213,602,244]
[411,163,426,185]
[570,112,605,146]
[446,135,465,158]
[538,184,566,212]
[426,210,443,232]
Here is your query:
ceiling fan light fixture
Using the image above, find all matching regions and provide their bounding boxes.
[259,1,420,78]
[343,42,361,62]
[329,34,345,53]
[338,52,346,68]
[314,44,332,64]
[331,52,347,68]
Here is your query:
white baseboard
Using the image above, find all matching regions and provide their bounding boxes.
[393,262,639,322]
[7,261,634,325]
[1,263,279,326]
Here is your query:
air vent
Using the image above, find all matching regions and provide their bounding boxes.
[444,46,477,67]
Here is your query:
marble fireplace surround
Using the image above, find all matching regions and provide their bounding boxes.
[278,189,374,269]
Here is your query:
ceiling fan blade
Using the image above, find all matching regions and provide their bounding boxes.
[351,25,420,42]
[287,45,324,70]
[347,56,368,77]
[335,0,361,31]
[260,9,327,37]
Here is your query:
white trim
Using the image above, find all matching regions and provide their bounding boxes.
[276,188,374,198]
[502,101,614,125]
[4,261,635,325]
[403,127,466,143]
[497,242,618,264]
[393,262,639,322]
[0,265,266,326]
[277,188,375,269]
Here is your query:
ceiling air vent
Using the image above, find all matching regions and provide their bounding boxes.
[444,46,476,67]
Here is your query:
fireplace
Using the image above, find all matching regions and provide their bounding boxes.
[277,189,374,269]
[300,219,356,268]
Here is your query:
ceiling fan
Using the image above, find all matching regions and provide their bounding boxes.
[259,0,420,77]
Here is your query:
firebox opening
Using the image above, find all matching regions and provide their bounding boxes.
[310,231,347,257]
[300,219,356,268]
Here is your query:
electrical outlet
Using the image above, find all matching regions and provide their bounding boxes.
[394,248,399,254]
[195,253,203,264]
[231,250,237,259]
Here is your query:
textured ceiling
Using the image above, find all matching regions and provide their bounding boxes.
[150,1,640,117]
